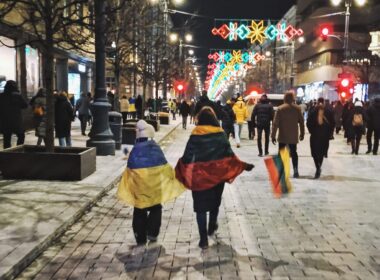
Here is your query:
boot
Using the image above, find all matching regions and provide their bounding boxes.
[314,167,321,179]
[293,167,299,178]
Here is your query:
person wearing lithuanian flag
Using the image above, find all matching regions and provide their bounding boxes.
[117,120,186,246]
[175,107,254,249]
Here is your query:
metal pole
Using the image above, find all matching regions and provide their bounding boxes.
[87,0,115,156]
[163,0,168,100]
[343,0,351,64]
[179,39,183,78]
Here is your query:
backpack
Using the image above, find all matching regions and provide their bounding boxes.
[33,105,44,117]
[352,113,363,127]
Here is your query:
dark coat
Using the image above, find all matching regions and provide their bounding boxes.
[345,106,365,139]
[333,101,344,127]
[135,95,143,113]
[307,105,335,159]
[221,104,235,128]
[252,101,274,128]
[192,183,224,213]
[179,102,190,117]
[0,91,28,134]
[30,93,47,138]
[55,95,74,138]
[194,95,217,116]
[367,99,380,133]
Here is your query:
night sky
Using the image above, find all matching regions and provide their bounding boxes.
[170,0,296,79]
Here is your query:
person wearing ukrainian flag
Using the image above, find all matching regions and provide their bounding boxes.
[117,120,185,246]
[175,107,254,249]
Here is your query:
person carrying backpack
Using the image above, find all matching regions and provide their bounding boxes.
[347,101,366,155]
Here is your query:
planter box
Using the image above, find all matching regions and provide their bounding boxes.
[122,123,137,145]
[0,145,96,181]
[145,119,160,132]
[159,116,170,125]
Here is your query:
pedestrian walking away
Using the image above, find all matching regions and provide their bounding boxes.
[252,94,274,156]
[179,100,191,129]
[55,92,74,147]
[346,101,366,155]
[30,88,47,146]
[246,98,256,140]
[194,90,218,116]
[221,100,235,139]
[366,97,380,155]
[119,95,130,125]
[271,91,305,178]
[334,100,344,134]
[117,120,185,246]
[189,99,196,124]
[175,107,254,249]
[232,96,248,148]
[307,97,335,179]
[0,80,28,149]
[75,93,91,136]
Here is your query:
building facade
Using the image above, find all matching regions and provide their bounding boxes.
[295,0,380,101]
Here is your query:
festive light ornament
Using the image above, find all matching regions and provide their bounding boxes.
[212,20,304,45]
[247,20,266,44]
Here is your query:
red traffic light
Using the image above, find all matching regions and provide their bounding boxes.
[337,72,354,100]
[174,80,187,93]
[177,84,184,91]
[318,24,333,41]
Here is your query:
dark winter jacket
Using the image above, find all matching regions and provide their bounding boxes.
[307,105,335,158]
[76,95,91,116]
[345,105,366,138]
[367,98,380,133]
[194,95,217,116]
[252,101,274,128]
[333,101,344,127]
[179,102,190,117]
[55,95,74,138]
[0,90,28,134]
[221,104,235,128]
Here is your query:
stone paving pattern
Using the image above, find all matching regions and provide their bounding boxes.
[0,120,180,280]
[14,123,380,280]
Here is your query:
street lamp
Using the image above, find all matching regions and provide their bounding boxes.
[185,33,193,42]
[330,0,367,62]
[188,49,194,55]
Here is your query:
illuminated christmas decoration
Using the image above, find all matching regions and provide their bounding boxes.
[212,20,304,45]
[229,22,238,41]
[247,20,266,44]
[232,50,242,64]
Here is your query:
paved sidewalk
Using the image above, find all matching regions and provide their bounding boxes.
[14,124,380,280]
[0,118,181,280]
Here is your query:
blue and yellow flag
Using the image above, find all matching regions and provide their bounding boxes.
[117,140,186,209]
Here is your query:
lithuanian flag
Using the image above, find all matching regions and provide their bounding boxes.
[264,148,292,198]
[175,125,247,191]
[117,141,186,209]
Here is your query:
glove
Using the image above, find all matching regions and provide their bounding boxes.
[300,135,304,141]
[272,138,277,145]
[245,163,255,171]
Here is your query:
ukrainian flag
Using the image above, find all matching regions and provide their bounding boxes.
[264,148,292,198]
[117,141,186,209]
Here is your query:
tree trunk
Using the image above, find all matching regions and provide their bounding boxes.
[42,45,55,153]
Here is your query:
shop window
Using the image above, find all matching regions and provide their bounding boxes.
[0,37,16,91]
[25,45,40,97]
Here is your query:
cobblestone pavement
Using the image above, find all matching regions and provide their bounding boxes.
[16,123,380,280]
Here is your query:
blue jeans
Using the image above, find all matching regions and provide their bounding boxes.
[58,136,72,147]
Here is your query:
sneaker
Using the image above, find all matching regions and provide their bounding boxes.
[258,153,263,157]
[237,144,241,148]
[208,223,218,236]
[198,238,209,249]
[366,150,372,154]
[374,152,378,155]
[293,168,299,178]
[265,152,269,156]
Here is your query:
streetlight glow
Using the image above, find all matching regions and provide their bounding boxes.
[185,33,193,42]
[188,49,194,55]
[298,36,305,44]
[169,33,178,43]
[265,51,271,57]
[331,0,342,6]
[173,0,185,5]
[149,0,159,4]
[355,0,366,6]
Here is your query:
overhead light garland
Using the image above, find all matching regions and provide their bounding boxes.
[212,20,303,44]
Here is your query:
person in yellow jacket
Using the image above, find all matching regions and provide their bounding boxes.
[232,96,248,148]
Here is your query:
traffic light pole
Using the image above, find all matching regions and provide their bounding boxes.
[343,0,351,64]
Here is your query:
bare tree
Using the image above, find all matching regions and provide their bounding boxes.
[0,0,94,152]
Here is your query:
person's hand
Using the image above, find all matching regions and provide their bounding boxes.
[245,163,255,171]
[272,138,277,145]
[300,135,304,141]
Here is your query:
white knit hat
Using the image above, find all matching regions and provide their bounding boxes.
[136,120,155,139]
[354,101,363,107]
